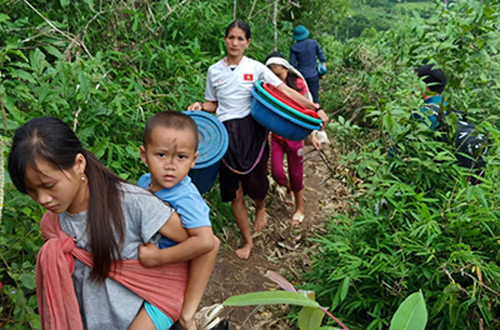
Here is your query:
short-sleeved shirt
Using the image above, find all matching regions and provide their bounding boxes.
[59,183,173,330]
[416,95,445,130]
[137,174,211,248]
[205,56,283,122]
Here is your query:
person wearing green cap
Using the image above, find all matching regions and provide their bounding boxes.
[290,25,326,104]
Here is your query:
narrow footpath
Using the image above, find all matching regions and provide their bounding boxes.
[201,144,349,329]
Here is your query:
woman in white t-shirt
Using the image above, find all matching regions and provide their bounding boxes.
[188,20,328,260]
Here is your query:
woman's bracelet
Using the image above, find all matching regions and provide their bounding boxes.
[198,101,204,111]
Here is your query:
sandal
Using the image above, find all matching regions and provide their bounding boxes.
[292,212,304,224]
[195,304,225,330]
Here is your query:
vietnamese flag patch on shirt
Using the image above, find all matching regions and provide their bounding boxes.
[243,74,253,81]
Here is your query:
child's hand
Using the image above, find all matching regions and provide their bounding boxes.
[311,133,321,150]
[179,317,197,330]
[138,242,162,267]
[317,109,330,130]
[187,101,203,111]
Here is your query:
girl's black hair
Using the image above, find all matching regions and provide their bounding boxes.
[265,51,305,93]
[8,116,125,283]
[225,20,251,39]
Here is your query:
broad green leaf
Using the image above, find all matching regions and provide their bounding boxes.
[433,151,455,162]
[10,70,36,84]
[2,94,24,123]
[465,186,474,201]
[60,0,70,7]
[43,45,63,59]
[223,291,320,308]
[0,13,10,23]
[390,291,428,330]
[78,72,90,100]
[132,15,139,32]
[474,186,488,208]
[20,274,36,290]
[29,48,46,72]
[298,307,325,330]
[483,5,496,19]
[339,277,350,302]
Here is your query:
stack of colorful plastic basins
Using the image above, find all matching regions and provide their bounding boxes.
[184,110,229,194]
[251,81,322,141]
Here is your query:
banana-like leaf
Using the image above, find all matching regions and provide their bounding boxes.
[223,291,320,308]
[298,307,325,330]
[390,291,428,330]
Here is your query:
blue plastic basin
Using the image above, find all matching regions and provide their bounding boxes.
[251,87,321,141]
[183,111,229,194]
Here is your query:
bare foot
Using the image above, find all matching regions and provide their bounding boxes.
[235,243,253,259]
[292,211,304,225]
[254,208,268,231]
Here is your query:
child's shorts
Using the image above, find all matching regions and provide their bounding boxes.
[144,302,175,330]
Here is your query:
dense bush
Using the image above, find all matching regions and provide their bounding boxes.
[309,1,500,329]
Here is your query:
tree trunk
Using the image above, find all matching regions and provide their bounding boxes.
[273,0,278,51]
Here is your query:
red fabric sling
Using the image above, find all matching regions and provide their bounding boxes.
[36,211,189,330]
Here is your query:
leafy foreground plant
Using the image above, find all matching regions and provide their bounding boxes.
[222,271,427,330]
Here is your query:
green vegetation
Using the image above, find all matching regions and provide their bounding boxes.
[334,0,434,40]
[309,1,500,329]
[1,0,499,329]
[222,271,428,330]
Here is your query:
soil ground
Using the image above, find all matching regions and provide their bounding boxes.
[200,144,349,329]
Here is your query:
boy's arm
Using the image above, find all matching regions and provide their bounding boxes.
[139,217,215,267]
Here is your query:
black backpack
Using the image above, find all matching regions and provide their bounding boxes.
[453,119,488,170]
[429,105,489,183]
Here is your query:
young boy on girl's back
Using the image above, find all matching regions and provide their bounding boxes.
[130,111,220,330]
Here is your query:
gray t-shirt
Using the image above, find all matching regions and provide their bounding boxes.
[59,183,173,330]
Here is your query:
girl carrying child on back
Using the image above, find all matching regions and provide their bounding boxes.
[8,116,207,329]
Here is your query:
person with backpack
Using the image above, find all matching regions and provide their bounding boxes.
[378,64,488,214]
[289,25,327,103]
[415,64,487,182]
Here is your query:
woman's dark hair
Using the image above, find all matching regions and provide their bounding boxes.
[8,116,125,283]
[265,51,305,93]
[225,20,251,39]
[264,51,284,63]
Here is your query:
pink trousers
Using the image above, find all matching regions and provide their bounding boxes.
[271,136,304,192]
